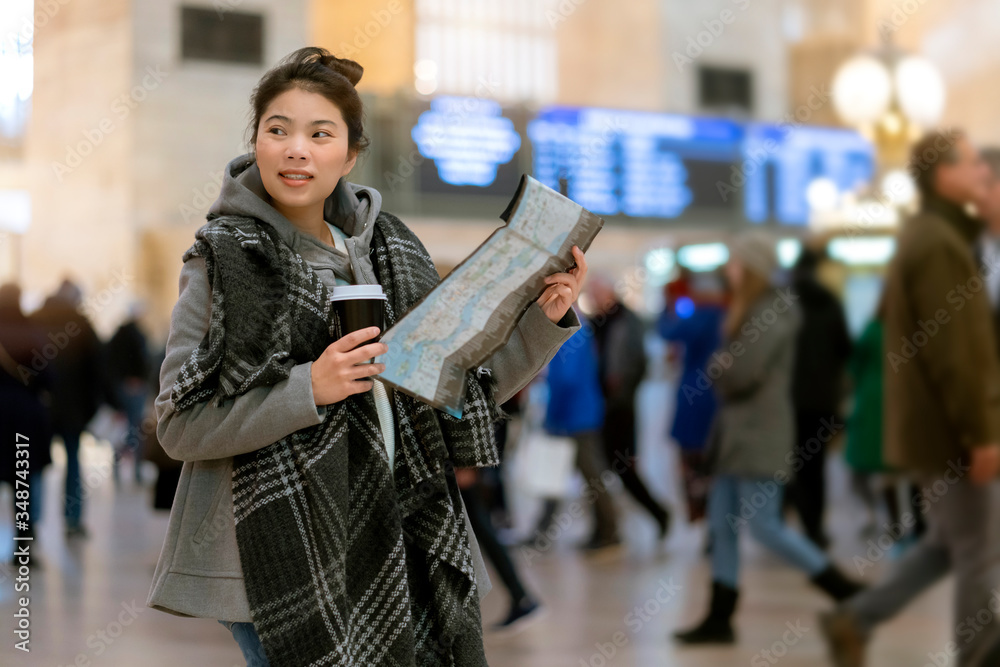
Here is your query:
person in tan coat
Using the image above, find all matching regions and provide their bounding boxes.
[822,129,1000,667]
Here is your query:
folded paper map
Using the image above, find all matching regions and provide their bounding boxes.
[375,175,605,417]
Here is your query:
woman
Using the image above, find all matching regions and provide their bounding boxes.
[147,48,587,667]
[674,231,861,645]
[844,301,924,545]
[657,270,726,523]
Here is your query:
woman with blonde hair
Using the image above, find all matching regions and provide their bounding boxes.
[674,230,862,645]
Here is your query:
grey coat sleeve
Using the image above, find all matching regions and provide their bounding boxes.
[482,302,581,405]
[155,257,328,463]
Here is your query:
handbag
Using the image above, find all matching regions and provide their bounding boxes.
[84,404,128,450]
[514,428,578,498]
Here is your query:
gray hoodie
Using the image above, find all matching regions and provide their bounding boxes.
[148,155,582,622]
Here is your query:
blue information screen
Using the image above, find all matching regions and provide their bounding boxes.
[411,96,525,196]
[743,124,875,225]
[526,106,875,224]
[527,107,744,218]
[407,99,876,225]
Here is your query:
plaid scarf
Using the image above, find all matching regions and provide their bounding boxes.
[170,211,500,666]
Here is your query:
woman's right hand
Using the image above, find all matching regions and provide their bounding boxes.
[310,327,387,406]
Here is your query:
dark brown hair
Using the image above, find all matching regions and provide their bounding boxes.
[908,128,964,197]
[248,47,369,158]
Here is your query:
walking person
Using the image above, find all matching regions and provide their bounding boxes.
[845,305,893,538]
[540,312,621,552]
[657,270,726,524]
[674,230,862,646]
[822,130,1000,667]
[0,282,53,559]
[974,147,1000,350]
[456,465,545,633]
[587,274,671,541]
[147,47,587,667]
[786,247,852,549]
[106,301,152,485]
[844,300,926,547]
[482,395,522,531]
[30,279,108,538]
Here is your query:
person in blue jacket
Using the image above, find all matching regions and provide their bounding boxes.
[532,307,620,551]
[657,271,726,522]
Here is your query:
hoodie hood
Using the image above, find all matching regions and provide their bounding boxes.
[207,153,383,284]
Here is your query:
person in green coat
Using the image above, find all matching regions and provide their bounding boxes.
[845,304,924,543]
[844,316,886,476]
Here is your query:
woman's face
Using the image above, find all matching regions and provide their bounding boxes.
[254,87,357,219]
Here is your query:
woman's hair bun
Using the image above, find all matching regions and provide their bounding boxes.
[289,47,363,87]
[320,54,363,87]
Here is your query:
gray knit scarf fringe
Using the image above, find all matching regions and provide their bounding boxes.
[170,211,500,666]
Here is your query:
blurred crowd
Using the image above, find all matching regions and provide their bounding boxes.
[6,128,1000,664]
[452,128,1000,665]
[0,280,179,553]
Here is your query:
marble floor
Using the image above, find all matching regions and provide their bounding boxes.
[0,377,956,666]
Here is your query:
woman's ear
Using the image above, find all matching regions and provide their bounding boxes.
[342,149,358,177]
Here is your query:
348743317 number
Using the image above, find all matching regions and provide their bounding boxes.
[14,433,30,525]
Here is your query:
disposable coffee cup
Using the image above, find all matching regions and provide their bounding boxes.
[330,284,387,361]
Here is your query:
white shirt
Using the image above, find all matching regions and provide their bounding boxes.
[326,220,397,472]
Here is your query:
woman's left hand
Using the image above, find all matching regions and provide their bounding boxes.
[537,246,588,323]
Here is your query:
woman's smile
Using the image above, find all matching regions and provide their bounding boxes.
[277,168,315,188]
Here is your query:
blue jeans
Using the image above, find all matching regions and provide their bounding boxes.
[218,620,270,667]
[114,382,147,482]
[708,474,829,588]
[59,430,83,528]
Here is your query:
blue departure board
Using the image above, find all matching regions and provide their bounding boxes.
[527,107,744,218]
[525,106,875,224]
[407,100,876,225]
[743,124,875,225]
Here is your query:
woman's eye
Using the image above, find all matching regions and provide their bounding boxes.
[268,127,286,136]
[314,130,331,138]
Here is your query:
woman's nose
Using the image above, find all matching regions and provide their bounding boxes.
[285,137,308,160]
